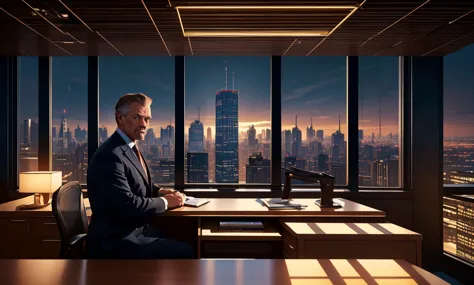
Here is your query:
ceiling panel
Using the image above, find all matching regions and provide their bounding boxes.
[0,0,473,56]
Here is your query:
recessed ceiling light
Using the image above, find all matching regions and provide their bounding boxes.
[184,31,327,37]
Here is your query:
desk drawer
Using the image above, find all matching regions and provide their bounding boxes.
[30,218,60,238]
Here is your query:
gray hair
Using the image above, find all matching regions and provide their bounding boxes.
[115,93,152,119]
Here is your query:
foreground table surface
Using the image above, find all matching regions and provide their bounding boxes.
[1,259,448,285]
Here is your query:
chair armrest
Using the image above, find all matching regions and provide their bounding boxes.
[70,233,87,247]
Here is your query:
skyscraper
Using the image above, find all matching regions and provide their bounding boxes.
[99,126,108,143]
[207,127,212,142]
[291,115,302,157]
[331,114,344,163]
[284,130,292,156]
[22,119,31,144]
[306,117,315,142]
[30,120,38,152]
[246,153,270,183]
[316,130,324,142]
[161,121,175,159]
[318,153,329,171]
[265,129,271,142]
[161,122,175,147]
[145,128,156,147]
[187,152,208,183]
[247,125,257,151]
[57,111,68,153]
[189,112,204,153]
[215,90,239,183]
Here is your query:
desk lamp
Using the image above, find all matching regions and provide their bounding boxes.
[18,171,62,210]
[282,166,341,208]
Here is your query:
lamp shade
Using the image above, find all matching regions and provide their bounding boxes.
[19,171,62,194]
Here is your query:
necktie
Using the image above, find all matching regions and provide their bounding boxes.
[132,145,148,178]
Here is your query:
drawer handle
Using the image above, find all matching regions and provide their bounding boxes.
[43,239,61,242]
[43,222,57,225]
[10,220,30,235]
[284,240,295,250]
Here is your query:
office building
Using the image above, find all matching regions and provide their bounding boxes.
[215,90,239,183]
[246,153,270,183]
[187,152,208,183]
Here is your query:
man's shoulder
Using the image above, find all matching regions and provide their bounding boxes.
[90,135,126,166]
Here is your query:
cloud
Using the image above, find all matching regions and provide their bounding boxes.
[239,120,271,127]
[283,77,343,101]
[314,116,331,119]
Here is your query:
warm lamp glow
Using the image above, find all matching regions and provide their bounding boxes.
[18,171,62,210]
[19,171,62,194]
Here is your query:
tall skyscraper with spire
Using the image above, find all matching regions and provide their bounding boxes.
[291,115,302,157]
[57,109,68,153]
[215,63,239,183]
[189,108,204,152]
[306,117,315,142]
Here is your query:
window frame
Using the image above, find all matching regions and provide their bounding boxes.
[10,55,408,195]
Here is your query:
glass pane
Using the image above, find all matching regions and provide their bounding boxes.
[99,57,175,185]
[444,45,474,184]
[18,57,39,173]
[282,57,347,185]
[358,57,400,188]
[185,57,271,184]
[52,57,88,184]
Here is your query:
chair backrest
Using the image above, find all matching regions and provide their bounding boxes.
[52,181,88,258]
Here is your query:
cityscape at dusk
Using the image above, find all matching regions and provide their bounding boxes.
[17,46,474,188]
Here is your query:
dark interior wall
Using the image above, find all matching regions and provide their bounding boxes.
[351,198,414,229]
[411,56,444,270]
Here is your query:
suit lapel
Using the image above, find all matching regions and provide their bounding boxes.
[119,143,149,187]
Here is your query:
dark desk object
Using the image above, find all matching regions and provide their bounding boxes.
[52,181,88,258]
[282,166,340,208]
[0,259,449,285]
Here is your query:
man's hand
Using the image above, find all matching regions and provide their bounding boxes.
[162,192,187,209]
[159,188,177,195]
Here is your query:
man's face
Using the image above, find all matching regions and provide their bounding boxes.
[116,102,151,141]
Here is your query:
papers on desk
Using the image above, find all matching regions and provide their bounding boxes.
[261,198,308,210]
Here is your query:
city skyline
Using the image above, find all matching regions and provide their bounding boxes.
[19,49,474,138]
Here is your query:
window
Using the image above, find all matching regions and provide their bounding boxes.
[358,57,400,188]
[18,57,39,173]
[99,57,175,185]
[282,57,347,185]
[185,57,271,184]
[52,57,88,184]
[443,45,474,265]
[444,45,474,185]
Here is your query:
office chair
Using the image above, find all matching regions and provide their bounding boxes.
[52,181,88,259]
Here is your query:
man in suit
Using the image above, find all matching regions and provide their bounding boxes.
[86,93,194,259]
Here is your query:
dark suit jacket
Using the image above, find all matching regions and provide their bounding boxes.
[85,131,165,258]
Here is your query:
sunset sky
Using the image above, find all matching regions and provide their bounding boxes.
[18,45,474,138]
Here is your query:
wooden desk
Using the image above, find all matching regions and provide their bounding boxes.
[0,196,386,218]
[0,259,449,285]
[0,196,386,259]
